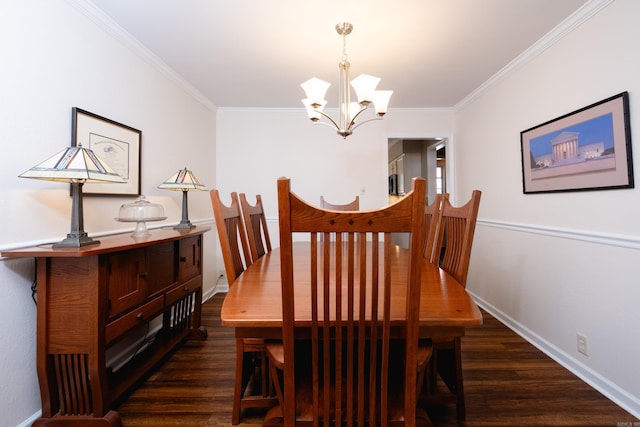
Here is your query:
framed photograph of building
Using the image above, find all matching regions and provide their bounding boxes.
[520,92,633,194]
[72,107,141,196]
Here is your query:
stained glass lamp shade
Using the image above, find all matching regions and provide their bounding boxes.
[19,145,125,248]
[158,168,206,229]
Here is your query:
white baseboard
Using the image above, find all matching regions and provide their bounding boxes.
[468,290,640,419]
[205,283,228,300]
[17,411,40,427]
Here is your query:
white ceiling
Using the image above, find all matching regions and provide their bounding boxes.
[86,0,589,109]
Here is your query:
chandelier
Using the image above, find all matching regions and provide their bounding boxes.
[301,22,393,139]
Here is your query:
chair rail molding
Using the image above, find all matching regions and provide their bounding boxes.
[478,219,640,250]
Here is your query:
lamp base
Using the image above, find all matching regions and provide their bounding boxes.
[173,220,195,230]
[53,233,100,248]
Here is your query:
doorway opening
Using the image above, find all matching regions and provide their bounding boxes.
[387,137,448,248]
[387,137,447,204]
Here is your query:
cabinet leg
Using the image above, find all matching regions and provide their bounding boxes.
[190,325,208,340]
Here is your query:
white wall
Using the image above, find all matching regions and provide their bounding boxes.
[5,0,640,425]
[454,0,640,417]
[215,107,453,250]
[0,1,218,425]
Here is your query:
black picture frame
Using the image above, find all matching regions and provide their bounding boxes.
[72,107,141,196]
[520,92,633,194]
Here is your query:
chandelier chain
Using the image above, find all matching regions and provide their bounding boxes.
[342,32,348,62]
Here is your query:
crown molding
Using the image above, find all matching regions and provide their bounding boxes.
[66,0,612,115]
[216,107,454,115]
[65,0,217,112]
[454,0,614,112]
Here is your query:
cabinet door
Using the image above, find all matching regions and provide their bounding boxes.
[178,235,202,281]
[106,248,147,318]
[147,241,177,296]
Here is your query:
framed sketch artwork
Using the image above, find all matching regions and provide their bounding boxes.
[72,107,141,196]
[520,92,633,194]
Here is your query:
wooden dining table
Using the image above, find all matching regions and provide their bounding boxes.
[221,241,483,340]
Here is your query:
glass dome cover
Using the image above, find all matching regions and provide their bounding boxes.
[115,196,167,237]
[117,196,165,221]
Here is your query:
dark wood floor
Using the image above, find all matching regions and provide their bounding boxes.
[115,293,636,426]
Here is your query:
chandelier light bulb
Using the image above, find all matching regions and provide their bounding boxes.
[351,74,381,105]
[301,78,330,108]
[302,98,326,121]
[373,90,393,116]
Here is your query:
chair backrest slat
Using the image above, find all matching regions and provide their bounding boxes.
[210,190,252,284]
[277,177,426,426]
[423,193,444,264]
[239,193,272,262]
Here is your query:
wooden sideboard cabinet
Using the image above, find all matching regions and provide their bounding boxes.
[2,226,210,426]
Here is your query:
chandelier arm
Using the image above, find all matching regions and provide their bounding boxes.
[313,121,341,131]
[315,110,341,130]
[346,104,369,129]
[349,115,383,132]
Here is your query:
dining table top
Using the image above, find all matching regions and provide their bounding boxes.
[220,241,482,339]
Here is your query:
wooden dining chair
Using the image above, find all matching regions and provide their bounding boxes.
[210,189,276,424]
[422,190,481,421]
[265,177,432,427]
[423,193,445,264]
[434,190,481,288]
[319,194,360,211]
[239,193,272,262]
[210,190,252,285]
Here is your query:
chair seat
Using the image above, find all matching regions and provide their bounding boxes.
[266,340,432,376]
[417,340,433,372]
[242,337,267,352]
[265,341,284,369]
[265,340,433,425]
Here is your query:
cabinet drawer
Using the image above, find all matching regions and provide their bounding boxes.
[106,295,164,344]
[166,276,201,307]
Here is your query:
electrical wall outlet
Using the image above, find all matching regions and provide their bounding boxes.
[577,332,588,356]
[218,270,226,280]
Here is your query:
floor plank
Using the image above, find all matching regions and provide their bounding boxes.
[115,293,637,426]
